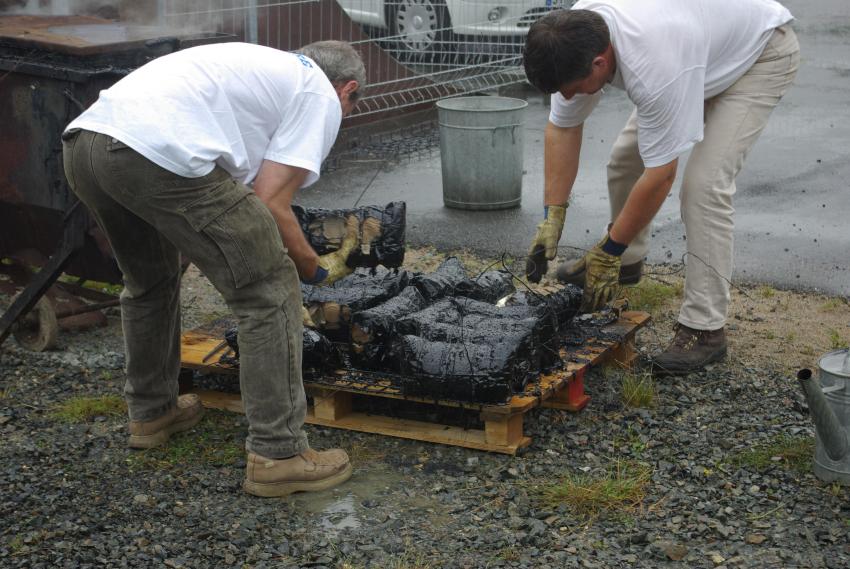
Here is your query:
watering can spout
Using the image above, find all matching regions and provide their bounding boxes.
[797,368,850,461]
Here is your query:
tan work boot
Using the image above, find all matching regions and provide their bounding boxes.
[651,323,727,376]
[128,393,205,449]
[243,448,353,497]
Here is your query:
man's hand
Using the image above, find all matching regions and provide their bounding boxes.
[525,204,567,283]
[309,215,360,286]
[579,236,624,312]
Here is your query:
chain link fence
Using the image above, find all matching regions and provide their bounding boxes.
[159,0,571,119]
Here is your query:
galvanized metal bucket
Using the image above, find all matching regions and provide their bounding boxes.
[436,96,527,210]
[811,348,850,484]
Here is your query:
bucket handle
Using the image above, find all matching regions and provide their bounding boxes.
[437,122,522,147]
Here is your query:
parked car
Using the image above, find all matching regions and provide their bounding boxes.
[338,0,575,61]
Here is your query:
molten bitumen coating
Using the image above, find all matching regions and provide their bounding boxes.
[301,267,410,315]
[292,202,406,269]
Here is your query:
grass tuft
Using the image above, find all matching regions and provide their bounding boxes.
[126,410,243,471]
[621,371,656,408]
[758,285,777,298]
[828,329,847,350]
[730,434,813,473]
[538,460,652,520]
[620,280,680,314]
[50,394,126,422]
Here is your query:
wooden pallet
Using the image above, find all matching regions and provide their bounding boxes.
[180,311,650,455]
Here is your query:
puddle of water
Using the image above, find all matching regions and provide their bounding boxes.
[290,467,404,533]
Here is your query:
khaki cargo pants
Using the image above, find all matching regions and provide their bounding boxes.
[62,130,308,459]
[608,25,801,330]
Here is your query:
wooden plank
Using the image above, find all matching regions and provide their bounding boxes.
[306,408,531,455]
[192,388,529,455]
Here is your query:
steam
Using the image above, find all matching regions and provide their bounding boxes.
[3,0,117,17]
[0,0,241,36]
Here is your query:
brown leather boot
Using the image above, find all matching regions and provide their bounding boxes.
[128,393,205,449]
[557,259,643,287]
[651,323,727,376]
[243,448,353,497]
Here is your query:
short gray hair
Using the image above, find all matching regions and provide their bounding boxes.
[296,40,367,91]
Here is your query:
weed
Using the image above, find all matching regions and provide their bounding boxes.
[497,547,521,561]
[538,460,652,520]
[50,394,126,422]
[347,441,386,466]
[786,332,797,343]
[620,280,679,314]
[759,285,776,299]
[801,345,816,356]
[730,434,813,473]
[828,329,847,350]
[621,371,656,409]
[8,535,23,553]
[765,330,776,340]
[126,410,243,471]
[100,371,113,381]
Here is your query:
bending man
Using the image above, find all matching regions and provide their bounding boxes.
[523,0,799,374]
[62,40,365,496]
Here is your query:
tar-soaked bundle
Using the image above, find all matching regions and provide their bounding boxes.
[292,201,406,269]
[387,335,534,403]
[221,258,583,404]
[302,267,410,338]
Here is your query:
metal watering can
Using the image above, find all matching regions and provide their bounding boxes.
[797,348,850,484]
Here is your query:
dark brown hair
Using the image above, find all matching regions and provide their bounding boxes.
[523,9,610,93]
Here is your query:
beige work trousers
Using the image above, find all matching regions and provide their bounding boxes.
[608,25,800,330]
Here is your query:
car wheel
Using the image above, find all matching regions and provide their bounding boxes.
[389,0,454,63]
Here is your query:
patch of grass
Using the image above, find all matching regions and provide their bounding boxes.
[821,298,848,312]
[50,394,126,422]
[8,535,23,553]
[621,371,656,409]
[538,460,652,520]
[786,332,797,343]
[765,330,776,340]
[828,329,847,350]
[126,410,243,471]
[758,285,776,299]
[620,280,680,314]
[730,434,813,473]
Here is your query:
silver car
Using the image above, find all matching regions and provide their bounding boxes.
[338,0,575,60]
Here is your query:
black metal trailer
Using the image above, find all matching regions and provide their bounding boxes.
[0,15,230,350]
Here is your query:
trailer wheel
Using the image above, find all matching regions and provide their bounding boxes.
[13,297,58,352]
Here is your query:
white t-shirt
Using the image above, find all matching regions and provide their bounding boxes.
[549,0,793,167]
[65,42,341,187]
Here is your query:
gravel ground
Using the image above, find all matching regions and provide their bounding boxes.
[2,260,850,568]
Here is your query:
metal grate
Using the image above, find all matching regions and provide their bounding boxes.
[159,0,572,120]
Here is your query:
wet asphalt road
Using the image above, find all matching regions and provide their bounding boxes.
[300,0,849,296]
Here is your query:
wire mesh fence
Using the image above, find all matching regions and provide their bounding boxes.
[159,0,572,120]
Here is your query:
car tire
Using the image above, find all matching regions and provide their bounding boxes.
[388,0,454,64]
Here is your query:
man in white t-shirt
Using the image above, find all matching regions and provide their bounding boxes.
[522,0,799,375]
[62,40,366,496]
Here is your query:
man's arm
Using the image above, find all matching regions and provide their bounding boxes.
[252,159,319,281]
[608,159,678,246]
[544,121,583,206]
